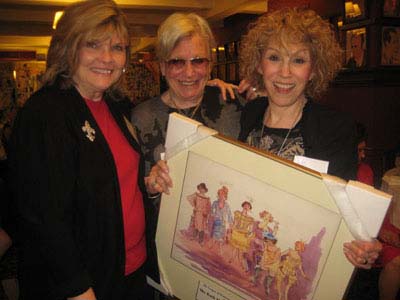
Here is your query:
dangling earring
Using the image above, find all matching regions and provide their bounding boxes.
[122,68,126,73]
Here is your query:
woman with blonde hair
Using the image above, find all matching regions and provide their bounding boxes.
[9,1,158,299]
[238,7,381,269]
[131,12,242,176]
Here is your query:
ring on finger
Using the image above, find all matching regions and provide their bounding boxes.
[361,258,368,265]
[151,180,157,187]
[252,87,257,92]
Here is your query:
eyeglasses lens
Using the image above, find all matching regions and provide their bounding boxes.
[167,58,209,70]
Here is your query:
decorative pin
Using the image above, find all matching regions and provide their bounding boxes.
[82,120,96,142]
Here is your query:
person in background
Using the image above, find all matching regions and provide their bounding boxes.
[378,153,400,300]
[0,229,11,266]
[0,225,15,300]
[8,1,159,299]
[131,12,243,177]
[356,122,374,186]
[149,7,381,271]
[0,119,18,300]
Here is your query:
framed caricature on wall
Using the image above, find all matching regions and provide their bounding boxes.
[381,26,400,65]
[383,0,400,17]
[345,27,367,68]
[344,0,367,22]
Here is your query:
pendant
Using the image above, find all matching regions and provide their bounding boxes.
[82,120,96,142]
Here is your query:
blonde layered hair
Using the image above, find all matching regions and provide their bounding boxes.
[41,0,130,97]
[156,13,215,62]
[240,7,342,99]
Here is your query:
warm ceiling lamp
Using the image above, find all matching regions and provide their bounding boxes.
[353,4,361,16]
[345,1,354,15]
[337,17,343,28]
[345,1,362,18]
[53,11,64,29]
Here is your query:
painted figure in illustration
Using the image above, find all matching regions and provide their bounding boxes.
[187,183,211,245]
[229,201,254,270]
[257,232,282,297]
[247,210,279,281]
[209,186,233,254]
[258,210,279,236]
[277,241,308,300]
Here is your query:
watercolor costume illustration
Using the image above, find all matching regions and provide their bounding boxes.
[186,183,211,245]
[209,186,233,254]
[173,182,330,300]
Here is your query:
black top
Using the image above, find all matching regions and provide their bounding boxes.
[239,98,358,180]
[8,82,158,299]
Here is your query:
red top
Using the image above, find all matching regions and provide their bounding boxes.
[377,215,400,266]
[357,162,374,186]
[85,98,146,275]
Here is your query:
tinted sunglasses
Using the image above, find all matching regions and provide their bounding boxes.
[166,57,210,70]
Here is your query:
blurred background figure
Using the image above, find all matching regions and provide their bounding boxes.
[356,122,374,186]
[378,152,400,300]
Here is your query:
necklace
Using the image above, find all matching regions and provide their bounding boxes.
[259,100,305,157]
[167,91,202,119]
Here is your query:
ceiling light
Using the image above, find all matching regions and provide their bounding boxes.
[53,11,64,30]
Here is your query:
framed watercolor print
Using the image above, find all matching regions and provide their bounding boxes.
[344,0,367,22]
[381,26,400,65]
[383,0,400,17]
[345,27,367,68]
[216,47,226,63]
[155,113,358,300]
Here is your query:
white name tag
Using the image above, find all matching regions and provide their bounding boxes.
[294,155,329,174]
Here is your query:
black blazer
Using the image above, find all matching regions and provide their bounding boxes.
[8,82,158,299]
[239,98,358,180]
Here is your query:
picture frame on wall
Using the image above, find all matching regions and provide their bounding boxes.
[345,27,367,68]
[218,64,226,81]
[211,66,218,80]
[344,0,367,22]
[216,47,226,63]
[225,42,237,61]
[211,48,217,64]
[383,0,400,17]
[227,63,237,82]
[381,26,400,65]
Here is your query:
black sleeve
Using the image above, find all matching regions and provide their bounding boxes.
[8,96,91,297]
[302,103,358,181]
[325,116,358,180]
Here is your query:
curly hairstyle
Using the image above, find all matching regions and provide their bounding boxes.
[41,0,130,99]
[240,7,342,99]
